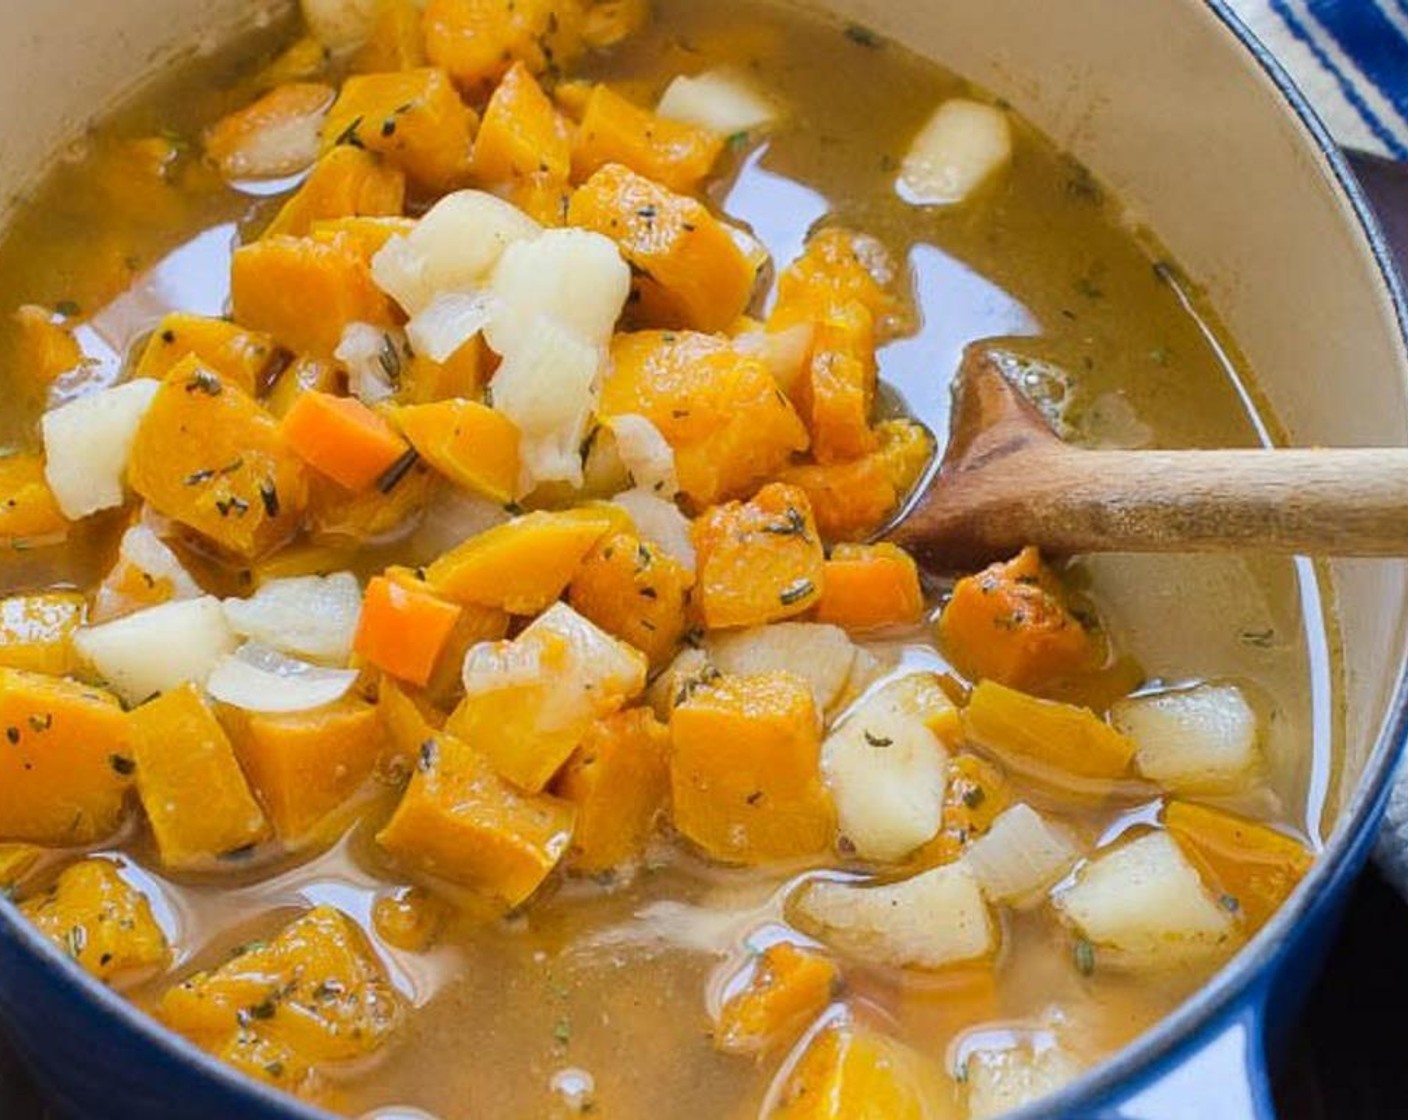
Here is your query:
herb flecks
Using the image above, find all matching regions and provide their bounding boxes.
[377,449,420,494]
[1074,938,1096,977]
[185,369,223,396]
[109,754,136,776]
[863,730,893,748]
[845,23,882,48]
[779,579,816,607]
[761,506,810,541]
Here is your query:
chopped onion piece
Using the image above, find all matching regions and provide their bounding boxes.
[41,379,160,519]
[336,323,409,405]
[964,804,1082,906]
[406,291,497,364]
[300,0,379,53]
[605,414,677,497]
[74,596,236,706]
[708,623,857,715]
[611,488,695,571]
[657,69,780,135]
[490,315,602,492]
[898,99,1012,206]
[408,488,511,562]
[371,191,541,316]
[1112,682,1260,793]
[207,642,360,713]
[92,523,203,623]
[485,229,630,355]
[222,572,362,664]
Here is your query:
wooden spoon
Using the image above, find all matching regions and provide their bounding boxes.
[885,345,1408,571]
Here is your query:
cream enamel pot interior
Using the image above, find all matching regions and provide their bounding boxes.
[2,1,1408,1118]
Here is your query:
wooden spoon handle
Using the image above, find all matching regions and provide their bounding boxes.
[890,446,1408,568]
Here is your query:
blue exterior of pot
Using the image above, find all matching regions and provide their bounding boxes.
[2,2,1408,1118]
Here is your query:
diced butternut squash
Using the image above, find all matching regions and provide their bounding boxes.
[354,574,464,687]
[127,360,309,559]
[472,62,571,184]
[280,390,412,492]
[448,602,647,791]
[307,457,440,544]
[790,306,879,464]
[309,214,418,258]
[126,684,270,871]
[767,1014,942,1120]
[204,83,334,180]
[692,484,825,629]
[779,419,932,543]
[964,680,1136,784]
[503,170,575,226]
[264,354,342,419]
[20,858,168,984]
[396,339,485,403]
[263,145,407,240]
[670,670,832,863]
[393,399,520,502]
[426,507,620,613]
[377,731,576,905]
[568,531,694,669]
[372,886,449,952]
[159,906,398,1095]
[0,454,70,547]
[13,305,85,394]
[134,314,277,398]
[602,331,809,507]
[771,229,900,334]
[908,753,1013,870]
[422,0,582,97]
[1163,801,1314,931]
[572,86,723,194]
[0,669,130,846]
[231,233,394,356]
[554,708,670,875]
[0,592,86,676]
[938,547,1101,694]
[815,543,924,632]
[351,0,427,72]
[322,68,477,193]
[570,166,757,333]
[715,941,838,1056]
[223,697,387,842]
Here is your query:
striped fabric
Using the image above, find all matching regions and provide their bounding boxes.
[1228,0,1408,156]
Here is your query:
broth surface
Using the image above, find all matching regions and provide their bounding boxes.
[0,3,1336,1117]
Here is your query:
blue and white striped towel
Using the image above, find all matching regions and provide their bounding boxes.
[1228,0,1408,157]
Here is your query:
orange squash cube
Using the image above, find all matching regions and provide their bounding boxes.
[395,338,485,403]
[692,484,826,630]
[263,146,407,240]
[572,86,723,194]
[502,170,575,226]
[554,708,670,875]
[715,941,839,1055]
[670,671,832,863]
[134,313,277,397]
[126,684,271,871]
[770,228,901,334]
[13,305,84,394]
[223,697,387,842]
[814,543,925,632]
[352,0,427,72]
[377,731,576,906]
[309,215,418,259]
[422,0,582,97]
[471,62,571,184]
[0,592,86,676]
[393,399,520,503]
[0,668,129,845]
[570,165,757,333]
[126,359,309,559]
[322,68,477,193]
[964,680,1136,783]
[0,455,69,548]
[307,458,440,546]
[602,331,809,507]
[568,531,694,668]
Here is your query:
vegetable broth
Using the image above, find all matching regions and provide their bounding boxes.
[0,1,1335,1117]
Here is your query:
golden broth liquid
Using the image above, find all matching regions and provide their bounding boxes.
[0,2,1337,1118]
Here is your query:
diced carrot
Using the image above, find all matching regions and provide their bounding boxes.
[814,543,924,632]
[715,941,839,1056]
[133,313,277,397]
[231,233,393,356]
[938,547,1101,694]
[263,146,406,240]
[351,0,427,72]
[203,83,335,180]
[572,85,723,194]
[1163,800,1314,931]
[471,62,572,184]
[321,68,478,193]
[280,390,411,493]
[13,305,84,394]
[692,484,826,630]
[570,165,757,333]
[0,455,69,548]
[393,399,520,503]
[964,680,1136,783]
[354,574,464,687]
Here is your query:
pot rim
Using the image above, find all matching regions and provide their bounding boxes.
[5,1,1408,1118]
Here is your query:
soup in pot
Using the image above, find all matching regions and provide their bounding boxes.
[0,1,1329,1117]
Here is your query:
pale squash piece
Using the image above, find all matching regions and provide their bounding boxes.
[376,731,576,906]
[0,668,130,846]
[223,697,387,842]
[133,314,277,398]
[126,684,270,871]
[715,941,839,1056]
[554,708,669,876]
[20,858,168,985]
[670,670,832,863]
[159,905,399,1095]
[964,680,1136,783]
[0,592,86,676]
